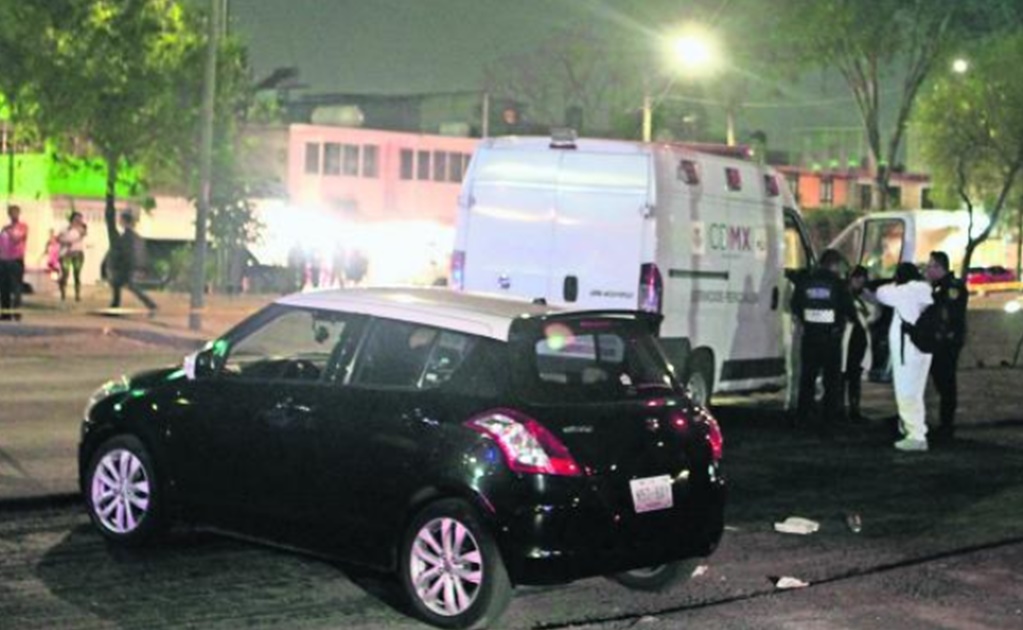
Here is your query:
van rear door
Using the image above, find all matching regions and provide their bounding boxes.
[459,148,561,298]
[552,152,651,308]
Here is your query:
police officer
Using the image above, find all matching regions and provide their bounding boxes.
[844,265,876,423]
[924,250,968,443]
[791,249,856,433]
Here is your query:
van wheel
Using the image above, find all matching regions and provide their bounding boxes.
[609,559,700,592]
[687,351,714,407]
[400,499,512,629]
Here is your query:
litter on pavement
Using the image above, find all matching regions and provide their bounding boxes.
[773,516,820,535]
[770,575,810,589]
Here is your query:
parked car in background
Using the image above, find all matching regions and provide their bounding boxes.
[967,265,1017,291]
[78,287,726,629]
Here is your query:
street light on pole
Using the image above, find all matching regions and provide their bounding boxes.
[642,27,719,143]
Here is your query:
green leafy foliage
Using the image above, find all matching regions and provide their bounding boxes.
[915,32,1023,272]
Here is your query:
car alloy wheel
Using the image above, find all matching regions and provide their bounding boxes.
[86,435,164,545]
[401,499,511,629]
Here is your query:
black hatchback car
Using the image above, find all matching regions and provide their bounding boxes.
[79,288,725,629]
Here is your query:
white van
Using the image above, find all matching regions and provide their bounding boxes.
[828,209,1000,278]
[450,135,816,403]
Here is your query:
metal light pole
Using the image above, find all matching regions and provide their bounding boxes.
[644,28,717,143]
[190,0,220,331]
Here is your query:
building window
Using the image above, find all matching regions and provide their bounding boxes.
[323,142,341,175]
[921,187,934,209]
[417,150,431,180]
[887,186,901,208]
[400,149,414,180]
[448,151,465,182]
[304,142,321,174]
[342,144,360,176]
[820,177,834,205]
[859,184,872,210]
[362,145,379,178]
[433,151,448,181]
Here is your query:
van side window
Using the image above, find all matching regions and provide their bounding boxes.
[862,219,905,279]
[764,174,780,197]
[677,159,700,185]
[783,210,812,272]
[725,167,742,191]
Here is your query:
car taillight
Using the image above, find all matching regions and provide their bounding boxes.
[638,263,663,314]
[450,250,466,291]
[466,409,583,477]
[702,413,723,462]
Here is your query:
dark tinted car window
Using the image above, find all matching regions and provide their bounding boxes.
[353,319,475,389]
[222,308,352,382]
[515,318,676,403]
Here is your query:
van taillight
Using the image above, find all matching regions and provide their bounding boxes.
[466,409,583,477]
[638,263,663,313]
[450,250,466,291]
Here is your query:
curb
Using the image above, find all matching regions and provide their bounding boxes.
[0,492,81,513]
[0,323,203,350]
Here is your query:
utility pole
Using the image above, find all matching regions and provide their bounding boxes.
[481,91,490,138]
[190,0,220,331]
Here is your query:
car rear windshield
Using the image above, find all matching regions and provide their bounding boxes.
[511,316,679,403]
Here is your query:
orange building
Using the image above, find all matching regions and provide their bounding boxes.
[288,124,478,224]
[777,166,932,211]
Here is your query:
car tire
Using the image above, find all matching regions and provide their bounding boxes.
[687,350,714,407]
[609,559,700,592]
[84,435,165,546]
[400,498,512,629]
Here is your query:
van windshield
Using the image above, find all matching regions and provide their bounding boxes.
[511,317,679,403]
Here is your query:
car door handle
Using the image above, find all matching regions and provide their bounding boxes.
[264,398,316,429]
[402,407,439,427]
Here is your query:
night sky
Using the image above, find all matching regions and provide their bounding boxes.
[231,0,697,94]
[230,0,873,153]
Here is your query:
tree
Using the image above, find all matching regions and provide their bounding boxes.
[22,0,257,293]
[915,33,1023,273]
[484,25,642,136]
[28,0,207,244]
[763,0,1011,210]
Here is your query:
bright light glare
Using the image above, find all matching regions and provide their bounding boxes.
[668,27,719,75]
[1005,300,1022,315]
[952,58,969,74]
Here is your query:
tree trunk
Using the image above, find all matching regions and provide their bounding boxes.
[104,156,119,251]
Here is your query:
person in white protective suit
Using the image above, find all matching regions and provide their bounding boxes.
[875,262,934,452]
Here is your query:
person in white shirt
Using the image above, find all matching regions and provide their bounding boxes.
[57,211,88,302]
[876,262,934,452]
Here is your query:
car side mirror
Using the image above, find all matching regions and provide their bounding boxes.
[183,348,218,381]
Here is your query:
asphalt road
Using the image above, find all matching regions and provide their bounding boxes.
[1,412,1022,629]
[2,298,1022,628]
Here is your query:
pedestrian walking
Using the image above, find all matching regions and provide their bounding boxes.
[876,262,934,452]
[790,249,857,435]
[107,210,157,313]
[844,265,877,423]
[0,205,29,321]
[57,211,88,302]
[924,251,968,444]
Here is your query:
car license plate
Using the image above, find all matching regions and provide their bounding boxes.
[629,475,673,513]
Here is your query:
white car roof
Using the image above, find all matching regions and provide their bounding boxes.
[276,287,565,341]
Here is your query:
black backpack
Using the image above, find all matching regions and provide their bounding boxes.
[903,302,949,354]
